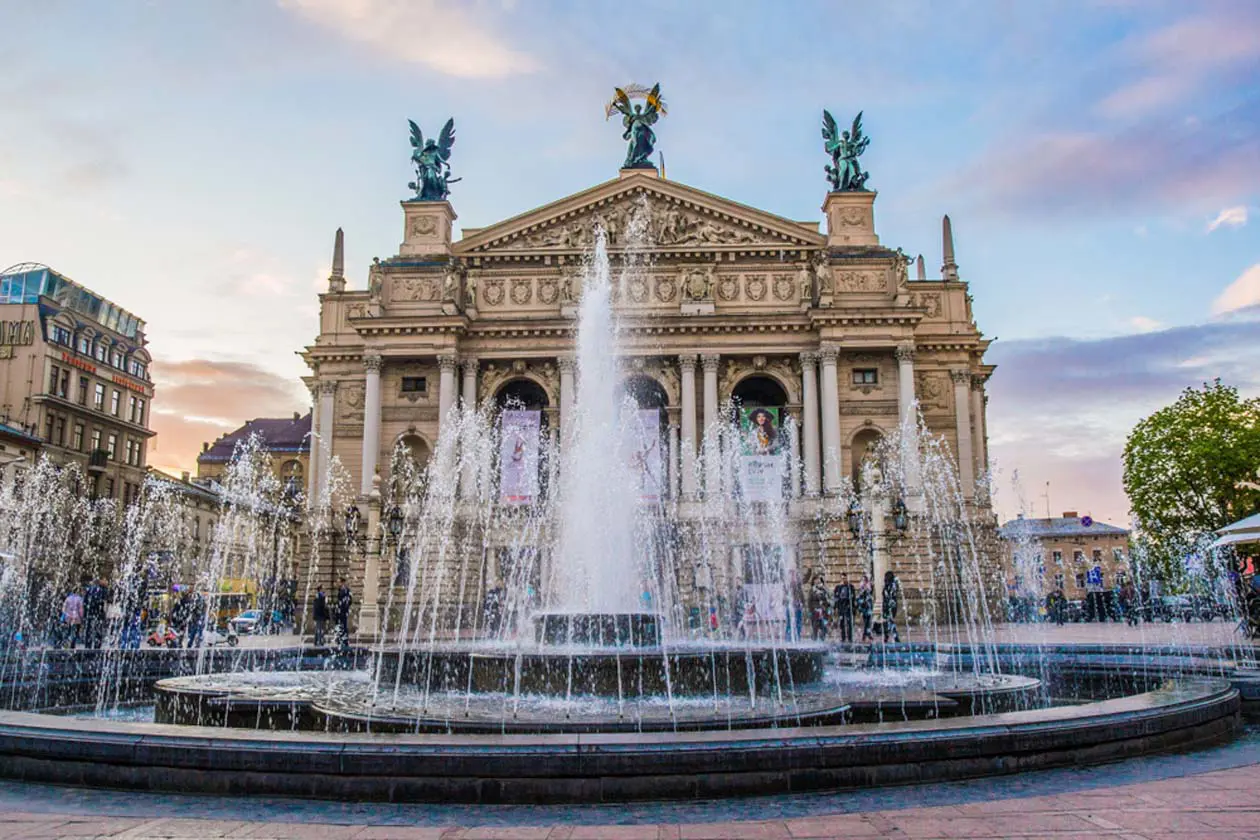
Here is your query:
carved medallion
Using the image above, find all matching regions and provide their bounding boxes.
[717,275,739,301]
[772,273,794,301]
[654,275,677,302]
[483,278,505,306]
[411,216,438,236]
[627,276,649,303]
[340,383,365,421]
[538,276,559,305]
[745,274,767,301]
[911,292,942,317]
[839,206,866,227]
[915,371,950,411]
[510,278,533,305]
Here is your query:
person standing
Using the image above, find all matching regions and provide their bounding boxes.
[61,588,84,649]
[335,578,352,648]
[856,575,874,642]
[1119,579,1139,627]
[312,586,328,647]
[833,574,855,644]
[185,592,206,648]
[808,574,830,641]
[83,578,108,647]
[881,570,901,643]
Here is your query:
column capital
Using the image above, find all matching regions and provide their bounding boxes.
[678,353,698,372]
[668,422,680,432]
[557,355,577,374]
[950,368,971,385]
[799,350,819,368]
[818,345,840,364]
[318,380,338,396]
[437,354,459,373]
[700,353,721,373]
[971,372,989,390]
[460,356,479,375]
[363,352,383,373]
[894,342,916,363]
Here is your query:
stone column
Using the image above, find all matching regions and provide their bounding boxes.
[800,351,821,497]
[437,355,459,436]
[870,488,889,623]
[668,423,680,499]
[971,374,988,483]
[701,354,721,497]
[679,354,698,499]
[359,353,383,496]
[306,384,320,502]
[558,355,576,442]
[819,346,842,494]
[317,380,337,497]
[788,410,802,498]
[357,476,383,636]
[461,357,478,409]
[895,343,923,509]
[951,369,975,498]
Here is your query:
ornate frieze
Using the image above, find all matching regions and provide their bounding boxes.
[772,273,795,301]
[510,278,533,306]
[392,276,442,303]
[744,274,767,301]
[483,278,505,307]
[836,271,887,293]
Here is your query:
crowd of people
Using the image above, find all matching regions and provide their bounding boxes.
[728,569,905,644]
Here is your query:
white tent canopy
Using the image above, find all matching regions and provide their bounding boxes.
[1211,512,1260,549]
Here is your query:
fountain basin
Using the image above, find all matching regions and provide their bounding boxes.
[532,612,662,647]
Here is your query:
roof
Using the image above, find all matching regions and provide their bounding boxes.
[1,263,144,339]
[998,515,1129,540]
[197,414,312,464]
[0,420,42,448]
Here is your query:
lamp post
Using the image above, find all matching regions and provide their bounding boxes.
[847,472,908,641]
[355,474,384,637]
[387,504,404,585]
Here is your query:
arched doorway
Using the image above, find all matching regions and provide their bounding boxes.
[493,378,550,504]
[620,374,668,502]
[620,374,668,410]
[390,433,431,498]
[730,375,789,453]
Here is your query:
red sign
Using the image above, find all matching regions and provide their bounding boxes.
[60,352,96,374]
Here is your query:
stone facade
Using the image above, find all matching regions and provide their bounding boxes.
[1000,512,1131,601]
[301,168,997,626]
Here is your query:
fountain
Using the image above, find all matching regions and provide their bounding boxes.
[0,204,1248,802]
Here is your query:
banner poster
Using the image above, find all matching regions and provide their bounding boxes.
[738,406,784,502]
[499,410,541,505]
[625,408,664,501]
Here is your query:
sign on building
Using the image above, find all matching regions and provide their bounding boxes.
[499,410,541,505]
[625,408,663,502]
[737,406,785,502]
[0,321,35,346]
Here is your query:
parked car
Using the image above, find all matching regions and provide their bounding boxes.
[1155,595,1195,622]
[228,609,285,635]
[200,626,239,647]
[1063,599,1086,623]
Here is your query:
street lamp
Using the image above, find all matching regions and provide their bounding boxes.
[343,504,361,546]
[387,505,403,541]
[847,498,864,540]
[891,497,908,534]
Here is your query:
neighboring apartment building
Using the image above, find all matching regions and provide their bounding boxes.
[196,413,311,494]
[999,511,1131,600]
[0,263,155,503]
[0,419,41,487]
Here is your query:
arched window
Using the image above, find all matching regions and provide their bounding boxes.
[851,428,885,483]
[390,434,431,498]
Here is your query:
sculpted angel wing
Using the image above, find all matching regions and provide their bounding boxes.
[849,111,865,144]
[821,109,838,145]
[437,118,456,161]
[408,119,424,150]
[611,87,632,118]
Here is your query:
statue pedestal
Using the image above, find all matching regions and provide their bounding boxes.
[823,191,879,248]
[400,200,456,257]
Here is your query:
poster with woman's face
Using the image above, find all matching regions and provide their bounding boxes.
[740,407,782,455]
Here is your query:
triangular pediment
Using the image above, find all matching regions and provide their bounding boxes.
[455,171,824,256]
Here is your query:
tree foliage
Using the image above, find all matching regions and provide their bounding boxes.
[1123,380,1260,577]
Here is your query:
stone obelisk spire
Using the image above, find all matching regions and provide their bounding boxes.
[328,227,346,293]
[915,254,926,281]
[941,215,959,281]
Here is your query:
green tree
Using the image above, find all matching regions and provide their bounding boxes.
[1123,380,1260,581]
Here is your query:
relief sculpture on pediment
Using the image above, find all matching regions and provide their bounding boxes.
[837,271,887,293]
[915,371,950,412]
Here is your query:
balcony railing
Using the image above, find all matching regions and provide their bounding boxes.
[87,449,109,472]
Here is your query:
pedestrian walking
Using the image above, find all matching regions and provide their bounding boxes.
[832,574,855,644]
[856,575,874,642]
[312,586,328,647]
[335,578,352,648]
[185,592,206,648]
[61,588,84,649]
[881,570,901,643]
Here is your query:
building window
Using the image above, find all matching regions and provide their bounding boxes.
[1073,550,1085,564]
[1092,548,1103,563]
[128,396,137,423]
[44,415,54,442]
[103,477,114,498]
[90,428,102,452]
[129,360,146,378]
[54,415,66,446]
[48,365,60,395]
[52,326,71,345]
[112,351,124,369]
[110,389,121,416]
[852,369,878,385]
[401,376,427,394]
[93,384,105,411]
[106,433,117,460]
[135,398,144,425]
[1075,572,1086,589]
[1054,573,1065,591]
[1113,547,1124,563]
[72,423,83,451]
[78,376,89,405]
[77,336,90,354]
[1052,550,1063,566]
[94,343,107,362]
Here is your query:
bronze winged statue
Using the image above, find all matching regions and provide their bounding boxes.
[609,84,666,169]
[408,118,460,201]
[822,110,871,192]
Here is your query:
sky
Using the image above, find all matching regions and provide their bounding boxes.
[1,0,1258,526]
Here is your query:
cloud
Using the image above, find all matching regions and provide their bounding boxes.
[986,318,1260,523]
[148,359,308,474]
[1212,264,1260,316]
[278,0,539,78]
[1128,315,1162,333]
[1207,205,1248,231]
